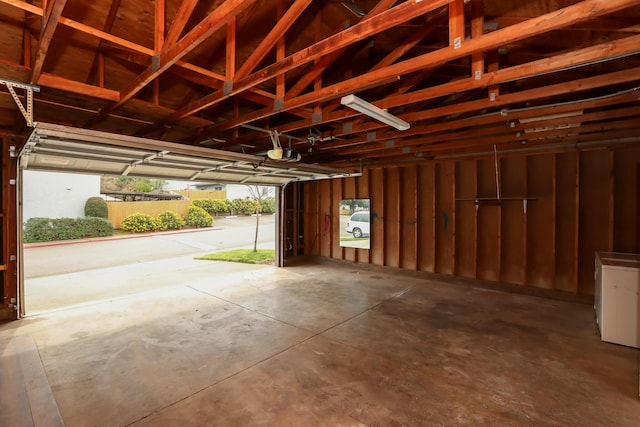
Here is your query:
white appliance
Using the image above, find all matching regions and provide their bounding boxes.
[594,252,640,348]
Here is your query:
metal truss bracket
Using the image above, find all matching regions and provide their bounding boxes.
[0,78,40,127]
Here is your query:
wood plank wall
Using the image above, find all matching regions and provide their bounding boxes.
[1,139,18,319]
[299,147,640,297]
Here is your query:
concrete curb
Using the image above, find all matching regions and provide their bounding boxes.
[24,226,224,249]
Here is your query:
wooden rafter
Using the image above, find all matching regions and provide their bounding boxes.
[145,0,450,129]
[448,0,464,48]
[338,106,640,158]
[87,0,260,126]
[198,0,640,140]
[316,91,640,154]
[85,0,121,85]
[30,0,67,84]
[163,0,198,50]
[286,0,399,100]
[234,0,313,80]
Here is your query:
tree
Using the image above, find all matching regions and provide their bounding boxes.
[247,185,273,252]
[100,175,167,192]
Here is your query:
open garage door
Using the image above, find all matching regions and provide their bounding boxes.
[14,123,352,317]
[20,123,349,185]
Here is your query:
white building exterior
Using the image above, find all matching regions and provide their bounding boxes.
[22,171,101,221]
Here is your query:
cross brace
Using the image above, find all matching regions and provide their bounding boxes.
[0,78,40,127]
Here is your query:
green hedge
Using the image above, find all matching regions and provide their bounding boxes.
[184,205,213,227]
[230,198,259,216]
[24,217,114,243]
[121,213,159,233]
[156,210,185,231]
[188,197,275,216]
[192,198,231,215]
[84,197,109,218]
[260,197,275,214]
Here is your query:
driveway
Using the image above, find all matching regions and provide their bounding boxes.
[22,215,276,313]
[24,215,275,278]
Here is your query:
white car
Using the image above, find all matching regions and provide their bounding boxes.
[346,211,370,238]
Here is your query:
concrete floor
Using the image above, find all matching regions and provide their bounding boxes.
[1,260,639,426]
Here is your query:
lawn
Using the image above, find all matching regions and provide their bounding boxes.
[195,249,275,264]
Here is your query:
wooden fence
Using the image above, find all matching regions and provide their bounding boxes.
[173,189,226,200]
[106,190,227,228]
[107,200,193,228]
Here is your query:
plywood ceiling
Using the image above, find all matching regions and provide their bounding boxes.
[0,0,639,170]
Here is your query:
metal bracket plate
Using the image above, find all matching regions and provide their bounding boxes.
[0,78,39,127]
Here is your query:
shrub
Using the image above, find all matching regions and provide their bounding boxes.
[260,197,276,214]
[192,198,230,216]
[24,218,57,243]
[23,217,113,243]
[230,198,259,216]
[82,217,114,237]
[121,212,159,233]
[192,199,214,213]
[184,205,213,227]
[84,196,108,218]
[156,210,185,231]
[211,199,231,215]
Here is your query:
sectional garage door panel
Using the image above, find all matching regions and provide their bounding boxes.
[21,123,349,186]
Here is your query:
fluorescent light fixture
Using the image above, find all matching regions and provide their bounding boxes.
[340,94,410,131]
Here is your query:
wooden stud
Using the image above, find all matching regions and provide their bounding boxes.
[431,164,437,273]
[316,182,322,256]
[573,151,581,294]
[22,28,31,68]
[608,150,615,251]
[292,182,298,256]
[276,0,287,99]
[153,78,160,105]
[163,0,198,49]
[551,154,557,290]
[31,0,68,84]
[98,53,105,88]
[451,163,457,275]
[329,178,334,259]
[473,159,478,278]
[382,168,387,266]
[155,0,165,51]
[367,168,373,264]
[414,164,419,271]
[226,17,236,80]
[471,0,484,80]
[340,178,345,260]
[397,167,402,269]
[449,0,465,48]
[522,157,528,286]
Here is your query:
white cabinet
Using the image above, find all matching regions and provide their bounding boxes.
[594,252,640,348]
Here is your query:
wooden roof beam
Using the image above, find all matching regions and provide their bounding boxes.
[87,0,259,126]
[225,29,640,144]
[234,0,313,80]
[30,0,67,84]
[85,0,121,85]
[319,67,640,157]
[405,118,640,157]
[317,90,640,154]
[286,0,399,100]
[339,105,640,157]
[163,0,199,49]
[0,0,305,111]
[323,65,640,154]
[159,0,449,125]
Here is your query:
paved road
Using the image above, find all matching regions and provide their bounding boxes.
[24,215,276,279]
